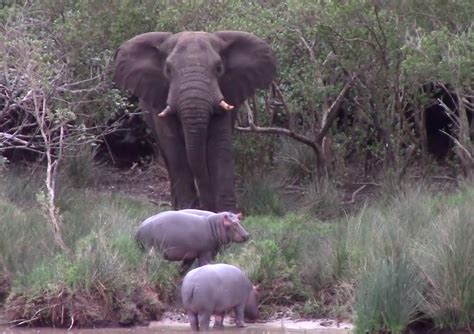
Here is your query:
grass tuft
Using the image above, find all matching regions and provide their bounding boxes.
[415,205,474,330]
[238,175,286,216]
[354,257,423,334]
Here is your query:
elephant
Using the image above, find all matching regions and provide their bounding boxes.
[113,31,277,212]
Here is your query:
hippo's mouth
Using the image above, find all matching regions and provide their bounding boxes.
[234,233,248,243]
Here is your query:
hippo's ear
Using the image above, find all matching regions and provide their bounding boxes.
[236,212,243,220]
[222,214,232,226]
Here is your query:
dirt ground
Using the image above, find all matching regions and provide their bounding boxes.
[95,161,172,207]
[92,159,460,218]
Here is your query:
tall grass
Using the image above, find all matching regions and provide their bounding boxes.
[354,257,423,334]
[0,169,174,326]
[302,176,341,219]
[415,205,474,330]
[348,187,473,333]
[238,175,286,216]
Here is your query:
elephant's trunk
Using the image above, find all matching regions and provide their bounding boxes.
[179,96,214,211]
[169,66,229,211]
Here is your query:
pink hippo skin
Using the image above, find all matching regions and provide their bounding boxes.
[181,263,258,331]
[135,211,249,272]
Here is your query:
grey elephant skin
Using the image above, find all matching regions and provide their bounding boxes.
[181,263,258,331]
[114,31,277,212]
[135,211,249,270]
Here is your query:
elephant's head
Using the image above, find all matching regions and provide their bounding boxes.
[113,31,276,210]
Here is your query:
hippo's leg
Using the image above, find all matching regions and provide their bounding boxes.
[213,313,225,328]
[187,312,199,331]
[197,252,213,267]
[180,258,195,274]
[234,304,246,328]
[198,312,211,331]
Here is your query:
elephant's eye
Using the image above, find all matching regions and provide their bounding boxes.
[216,63,224,76]
[164,63,172,77]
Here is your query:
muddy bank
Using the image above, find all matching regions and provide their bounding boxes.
[2,285,165,328]
[151,312,353,332]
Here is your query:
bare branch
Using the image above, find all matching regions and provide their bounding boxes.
[316,76,357,143]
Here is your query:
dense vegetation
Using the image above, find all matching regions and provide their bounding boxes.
[1,0,473,333]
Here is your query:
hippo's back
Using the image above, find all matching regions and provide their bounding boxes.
[179,209,215,217]
[135,211,208,251]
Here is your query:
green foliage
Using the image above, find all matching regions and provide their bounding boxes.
[238,175,286,216]
[3,0,473,181]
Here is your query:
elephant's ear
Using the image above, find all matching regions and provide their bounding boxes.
[214,31,277,106]
[113,32,172,111]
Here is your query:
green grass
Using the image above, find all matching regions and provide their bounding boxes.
[415,205,474,330]
[1,171,473,331]
[354,257,423,334]
[238,175,286,216]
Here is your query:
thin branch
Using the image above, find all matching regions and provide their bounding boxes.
[316,76,357,143]
[236,101,324,159]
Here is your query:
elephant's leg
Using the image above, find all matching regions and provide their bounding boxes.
[207,112,237,211]
[148,114,198,209]
[180,258,195,275]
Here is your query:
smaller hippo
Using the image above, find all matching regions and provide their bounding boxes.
[135,211,249,272]
[181,264,258,331]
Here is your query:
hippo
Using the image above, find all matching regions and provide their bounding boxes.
[135,211,249,272]
[181,263,258,331]
[179,209,216,217]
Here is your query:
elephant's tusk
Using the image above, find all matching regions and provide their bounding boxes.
[158,105,173,117]
[219,100,234,111]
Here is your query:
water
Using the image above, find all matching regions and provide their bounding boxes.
[0,323,352,334]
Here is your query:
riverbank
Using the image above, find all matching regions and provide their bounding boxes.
[1,171,472,333]
[151,311,353,332]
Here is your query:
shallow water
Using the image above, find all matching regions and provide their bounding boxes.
[0,324,351,334]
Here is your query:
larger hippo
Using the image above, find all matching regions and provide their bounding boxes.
[181,263,258,331]
[135,211,249,271]
[179,209,216,217]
